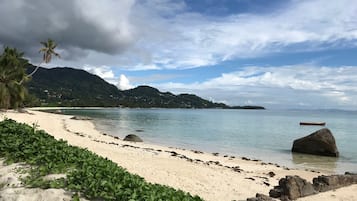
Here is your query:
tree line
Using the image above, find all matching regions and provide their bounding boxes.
[0,39,60,109]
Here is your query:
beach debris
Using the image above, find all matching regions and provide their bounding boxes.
[108,142,119,146]
[245,177,255,181]
[246,193,276,201]
[122,144,139,149]
[195,159,203,163]
[212,152,219,156]
[269,175,316,200]
[168,151,178,156]
[268,172,276,177]
[191,150,203,154]
[292,128,339,157]
[231,166,242,173]
[70,116,92,120]
[263,181,270,186]
[123,134,143,142]
[242,157,250,161]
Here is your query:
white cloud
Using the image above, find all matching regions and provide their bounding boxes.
[116,0,357,70]
[3,0,357,70]
[153,65,357,109]
[117,74,134,90]
[83,65,115,79]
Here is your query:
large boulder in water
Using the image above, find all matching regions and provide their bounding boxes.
[292,128,339,157]
[123,134,143,142]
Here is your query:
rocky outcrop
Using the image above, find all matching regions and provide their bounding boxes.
[313,173,357,192]
[269,176,316,200]
[123,134,143,142]
[268,173,357,200]
[292,128,339,157]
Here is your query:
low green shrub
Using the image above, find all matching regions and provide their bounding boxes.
[0,119,203,201]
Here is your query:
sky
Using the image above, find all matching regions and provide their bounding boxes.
[1,0,357,110]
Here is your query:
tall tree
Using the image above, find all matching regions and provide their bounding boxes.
[0,47,29,109]
[19,39,60,84]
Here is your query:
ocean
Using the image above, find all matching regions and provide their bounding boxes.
[60,108,357,173]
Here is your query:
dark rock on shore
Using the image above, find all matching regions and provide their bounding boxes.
[313,173,357,192]
[292,128,339,157]
[269,176,316,200]
[123,134,143,142]
[70,116,92,120]
[268,173,357,200]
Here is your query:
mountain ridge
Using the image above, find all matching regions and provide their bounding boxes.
[26,65,264,109]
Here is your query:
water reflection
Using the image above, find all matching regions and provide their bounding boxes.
[291,153,338,173]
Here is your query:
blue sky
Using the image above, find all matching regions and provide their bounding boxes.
[1,0,357,109]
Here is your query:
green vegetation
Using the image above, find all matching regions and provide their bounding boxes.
[26,67,265,109]
[1,40,264,109]
[0,119,203,201]
[0,47,30,109]
[121,86,227,108]
[22,39,60,84]
[1,39,59,109]
[26,65,122,107]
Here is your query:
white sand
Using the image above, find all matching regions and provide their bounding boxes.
[1,109,356,201]
[0,159,86,201]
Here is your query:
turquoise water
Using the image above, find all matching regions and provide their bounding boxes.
[61,108,357,173]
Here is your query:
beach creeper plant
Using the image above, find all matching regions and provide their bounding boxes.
[0,119,203,201]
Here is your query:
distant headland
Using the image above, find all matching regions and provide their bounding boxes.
[26,65,265,109]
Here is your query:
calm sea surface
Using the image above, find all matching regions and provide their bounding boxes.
[60,108,357,173]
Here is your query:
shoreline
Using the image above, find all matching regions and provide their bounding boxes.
[1,109,356,201]
[41,107,352,174]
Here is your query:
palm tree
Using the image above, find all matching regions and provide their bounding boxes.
[0,47,29,109]
[19,39,60,84]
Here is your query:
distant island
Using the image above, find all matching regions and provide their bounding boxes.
[26,65,265,109]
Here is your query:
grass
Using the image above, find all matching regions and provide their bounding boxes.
[0,119,203,201]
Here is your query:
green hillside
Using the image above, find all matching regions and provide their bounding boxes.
[26,66,264,109]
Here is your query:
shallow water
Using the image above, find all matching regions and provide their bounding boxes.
[61,108,357,173]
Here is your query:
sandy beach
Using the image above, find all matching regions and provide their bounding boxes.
[1,109,356,201]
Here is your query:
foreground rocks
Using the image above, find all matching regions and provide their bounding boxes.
[269,173,357,200]
[123,134,143,142]
[269,176,316,200]
[292,128,339,157]
[313,173,357,192]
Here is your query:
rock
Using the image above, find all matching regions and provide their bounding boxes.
[247,193,276,201]
[123,134,143,142]
[53,109,63,114]
[312,174,357,192]
[270,176,316,200]
[269,188,282,198]
[70,116,92,120]
[292,128,339,157]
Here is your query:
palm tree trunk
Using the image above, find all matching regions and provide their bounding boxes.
[18,62,42,85]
